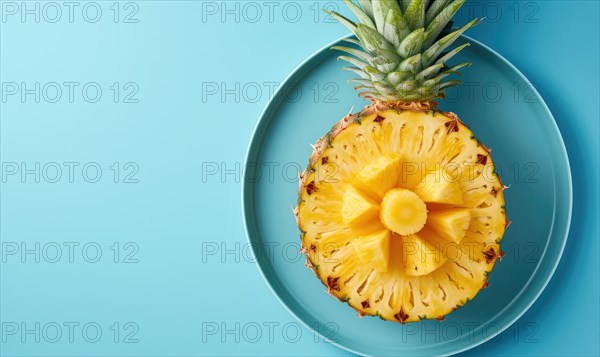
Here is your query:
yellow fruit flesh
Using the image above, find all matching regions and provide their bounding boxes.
[380,188,428,235]
[428,209,472,243]
[353,230,391,273]
[355,154,401,200]
[341,185,380,225]
[297,109,506,323]
[402,233,443,276]
[414,171,464,205]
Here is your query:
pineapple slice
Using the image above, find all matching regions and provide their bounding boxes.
[414,171,463,205]
[297,110,507,323]
[355,154,401,200]
[380,188,427,235]
[341,185,379,225]
[352,230,391,273]
[428,209,472,243]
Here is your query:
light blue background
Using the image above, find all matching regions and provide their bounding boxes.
[0,1,598,356]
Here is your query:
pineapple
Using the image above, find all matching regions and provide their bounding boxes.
[294,0,508,323]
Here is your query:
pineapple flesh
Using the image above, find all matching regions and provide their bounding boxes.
[295,0,508,324]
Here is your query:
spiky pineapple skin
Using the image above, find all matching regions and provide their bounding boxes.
[295,103,508,323]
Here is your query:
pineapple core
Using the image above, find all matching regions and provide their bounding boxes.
[380,188,427,235]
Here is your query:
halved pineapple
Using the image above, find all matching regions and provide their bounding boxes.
[294,0,508,324]
[297,109,507,323]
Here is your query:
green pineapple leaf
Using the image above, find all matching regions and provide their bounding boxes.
[387,71,414,85]
[397,53,422,73]
[325,10,357,34]
[357,0,374,18]
[436,79,462,91]
[342,66,370,79]
[356,24,396,52]
[422,18,479,66]
[350,78,376,87]
[338,55,369,70]
[373,81,399,96]
[343,0,376,28]
[404,0,426,29]
[425,0,452,24]
[331,45,373,62]
[424,0,465,48]
[383,8,411,45]
[398,28,425,58]
[364,66,386,81]
[416,63,444,82]
[400,0,413,13]
[329,0,480,102]
[435,43,470,65]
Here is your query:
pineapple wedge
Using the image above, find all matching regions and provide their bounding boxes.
[355,154,401,200]
[414,171,464,205]
[428,209,472,243]
[352,230,391,273]
[342,185,379,225]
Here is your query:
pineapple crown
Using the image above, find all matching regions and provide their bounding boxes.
[328,0,480,102]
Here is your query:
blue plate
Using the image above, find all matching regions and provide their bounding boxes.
[242,35,572,356]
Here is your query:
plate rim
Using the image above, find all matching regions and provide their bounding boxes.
[242,34,573,356]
